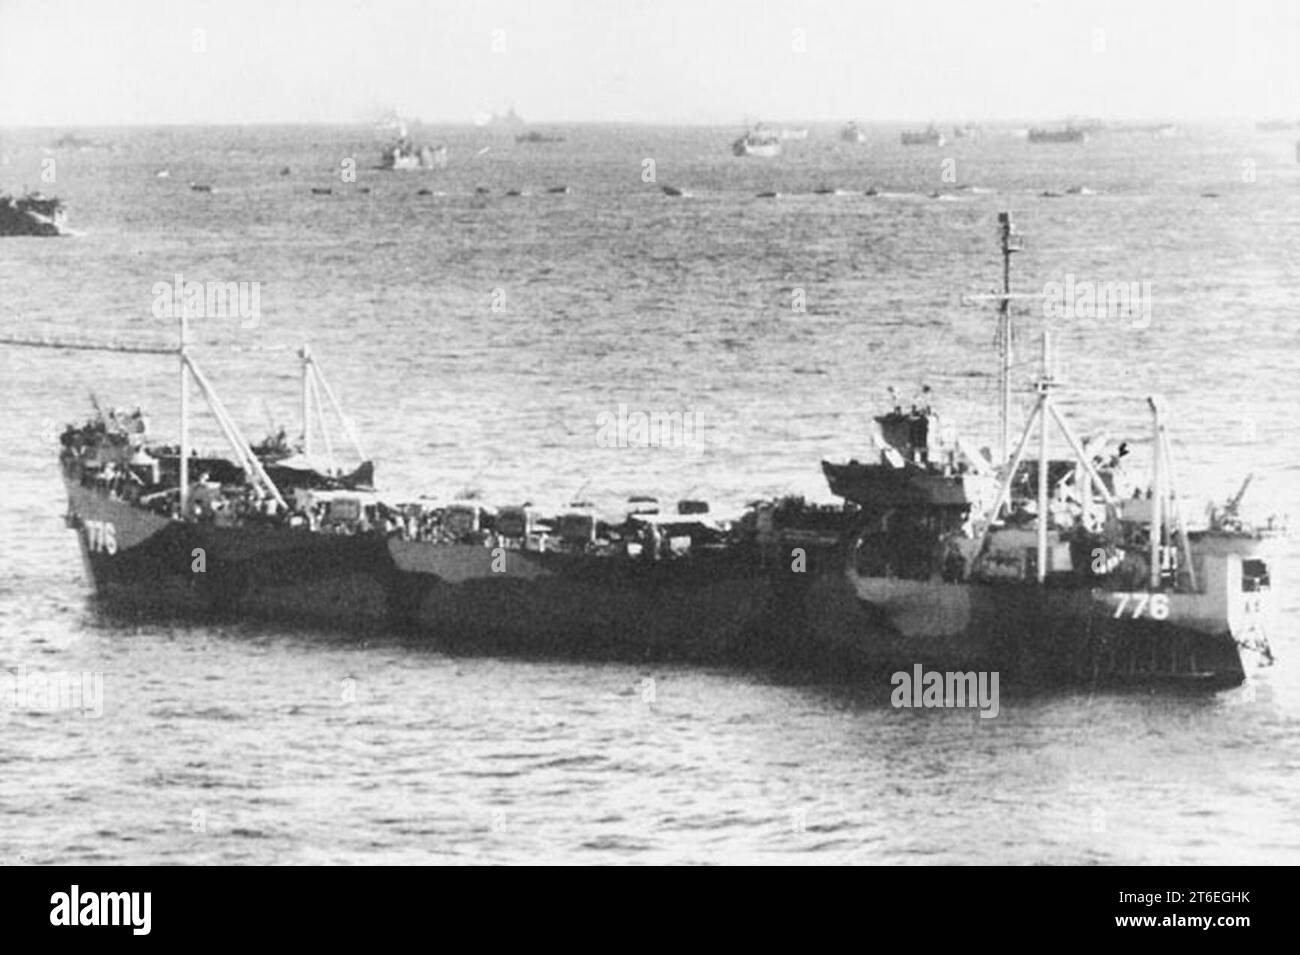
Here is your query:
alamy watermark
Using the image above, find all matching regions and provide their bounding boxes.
[50,885,150,934]
[1042,274,1151,328]
[151,273,261,328]
[2,666,103,718]
[890,665,999,719]
[596,403,704,449]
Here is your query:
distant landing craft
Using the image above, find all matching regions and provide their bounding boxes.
[841,122,866,143]
[515,131,566,144]
[1028,126,1089,143]
[733,126,781,157]
[900,125,945,146]
[0,192,69,236]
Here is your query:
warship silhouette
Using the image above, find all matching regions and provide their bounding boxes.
[2,214,1282,685]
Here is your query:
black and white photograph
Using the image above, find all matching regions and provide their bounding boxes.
[0,0,1296,895]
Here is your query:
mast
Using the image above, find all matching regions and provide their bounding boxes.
[977,328,1119,584]
[1003,211,1013,462]
[0,319,287,514]
[962,212,1025,469]
[301,344,313,456]
[179,312,191,517]
[1155,402,1197,592]
[1149,397,1164,591]
[301,350,368,464]
[1036,331,1051,582]
[997,212,1017,466]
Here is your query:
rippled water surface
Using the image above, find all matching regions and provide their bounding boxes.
[1,123,1299,863]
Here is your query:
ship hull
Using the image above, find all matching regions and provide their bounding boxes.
[66,479,395,628]
[1028,130,1088,143]
[64,478,1270,685]
[389,540,775,661]
[785,538,1267,687]
[733,140,781,158]
[379,147,448,170]
[0,209,68,236]
[63,478,793,664]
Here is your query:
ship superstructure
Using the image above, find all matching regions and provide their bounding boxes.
[732,126,782,157]
[0,192,69,236]
[811,214,1282,685]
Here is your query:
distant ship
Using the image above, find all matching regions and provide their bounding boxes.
[1028,126,1089,143]
[951,124,981,140]
[841,122,866,143]
[476,105,525,128]
[0,192,69,236]
[776,127,809,140]
[515,130,566,144]
[379,125,448,170]
[1113,123,1181,139]
[49,133,100,150]
[805,214,1281,687]
[900,125,945,146]
[732,127,782,157]
[1255,119,1300,132]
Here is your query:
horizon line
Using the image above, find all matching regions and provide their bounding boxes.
[3,115,1293,130]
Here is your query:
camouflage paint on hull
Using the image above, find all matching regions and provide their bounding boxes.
[66,480,395,628]
[387,539,778,661]
[64,479,793,663]
[779,538,1264,687]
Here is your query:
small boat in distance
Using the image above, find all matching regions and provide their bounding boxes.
[0,191,69,236]
[380,127,448,169]
[515,130,566,144]
[1028,126,1089,143]
[901,125,946,146]
[733,127,782,157]
[50,133,99,150]
[777,127,809,140]
[474,104,526,128]
[841,122,866,143]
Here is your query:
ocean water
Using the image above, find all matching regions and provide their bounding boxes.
[1,122,1299,864]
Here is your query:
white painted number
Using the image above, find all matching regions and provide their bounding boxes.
[1112,592,1168,619]
[85,520,118,555]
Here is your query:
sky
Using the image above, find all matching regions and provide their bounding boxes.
[1,0,1297,125]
